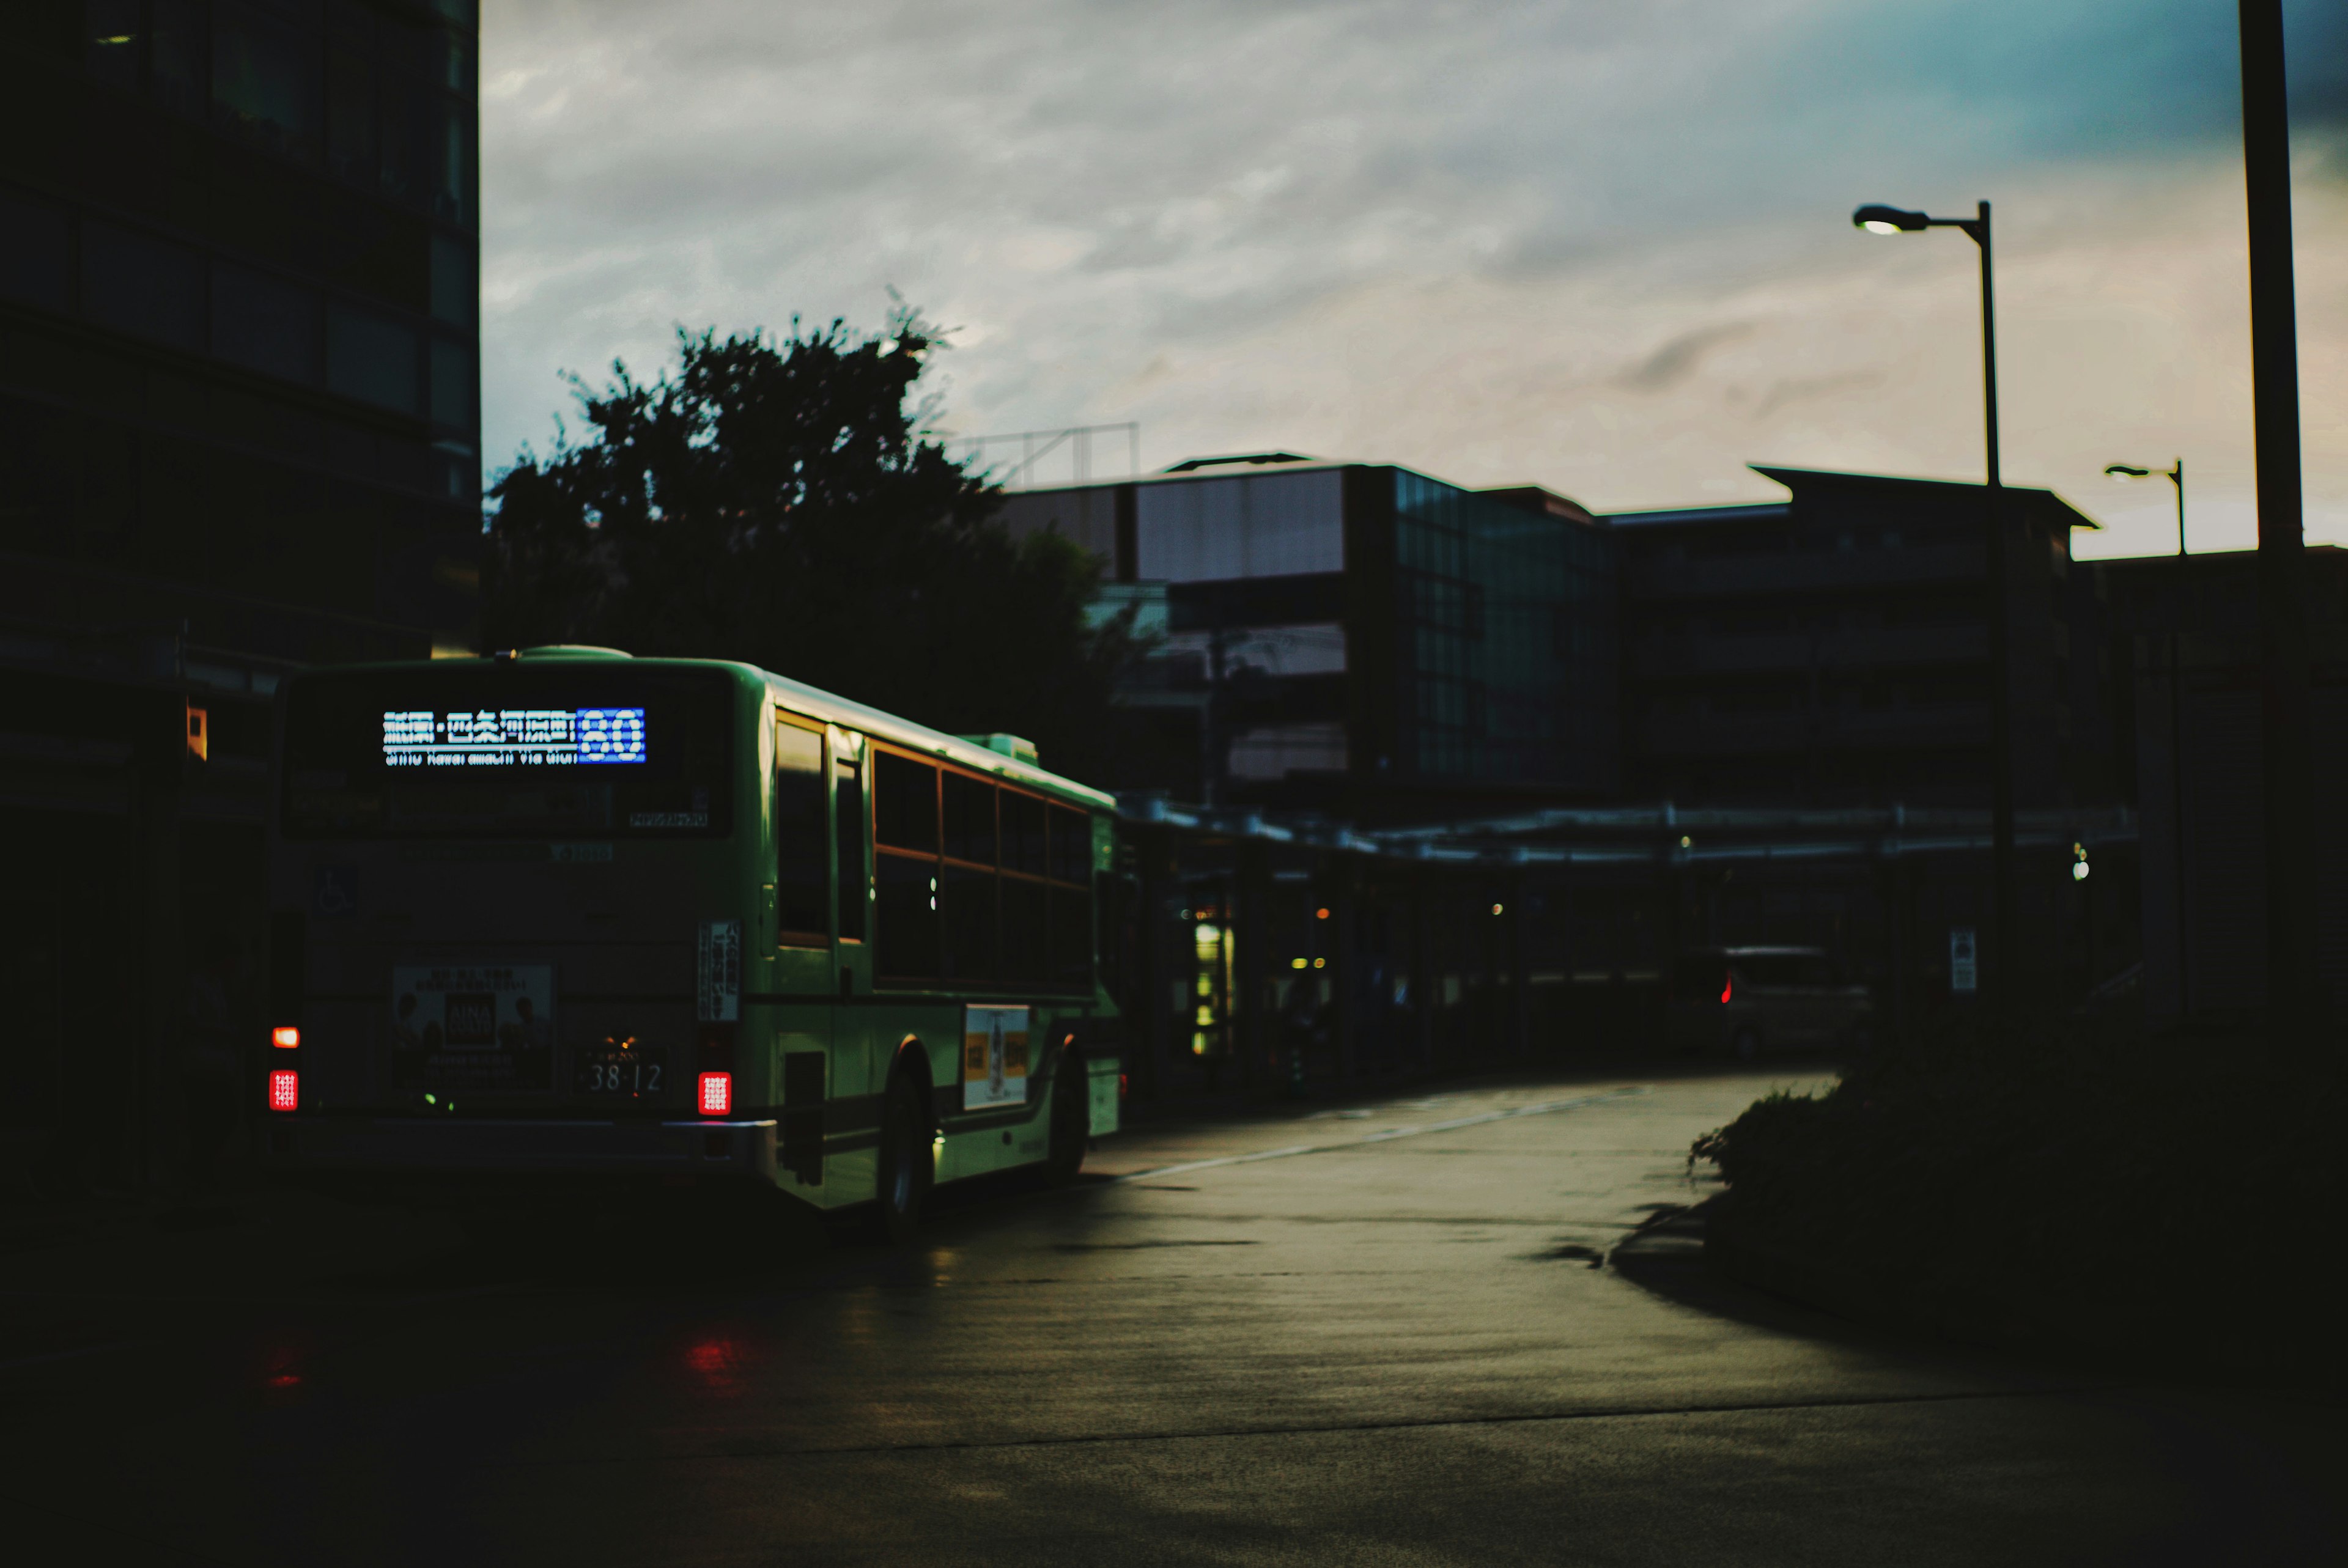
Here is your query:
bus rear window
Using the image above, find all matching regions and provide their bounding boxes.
[282,667,736,839]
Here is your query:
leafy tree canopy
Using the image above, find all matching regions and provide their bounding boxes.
[485,309,1136,782]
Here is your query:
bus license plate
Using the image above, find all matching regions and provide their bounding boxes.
[577,1048,667,1097]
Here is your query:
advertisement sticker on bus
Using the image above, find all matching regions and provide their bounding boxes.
[962,1005,1030,1109]
[389,965,556,1093]
[698,920,742,1023]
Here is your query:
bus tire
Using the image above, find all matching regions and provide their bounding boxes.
[873,1070,931,1245]
[1046,1051,1087,1185]
[1730,1026,1762,1062]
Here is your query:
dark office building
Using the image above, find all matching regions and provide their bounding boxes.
[998,455,1617,820]
[2099,547,2348,1023]
[1609,466,2113,808]
[0,1,482,1191]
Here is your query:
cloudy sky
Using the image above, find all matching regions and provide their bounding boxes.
[479,0,2347,558]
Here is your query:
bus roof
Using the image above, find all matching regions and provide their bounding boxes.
[300,652,1117,812]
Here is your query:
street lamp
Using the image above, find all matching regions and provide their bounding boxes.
[1851,198,2014,1017]
[2108,457,2191,1013]
[2104,459,2186,556]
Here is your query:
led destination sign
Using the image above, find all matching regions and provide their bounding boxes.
[382,707,648,768]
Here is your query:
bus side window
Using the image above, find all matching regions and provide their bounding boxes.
[873,751,939,977]
[775,719,827,943]
[835,749,866,943]
[1047,806,1093,987]
[1047,806,1089,884]
[1000,790,1047,984]
[874,751,937,853]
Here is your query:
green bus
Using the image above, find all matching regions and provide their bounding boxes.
[264,646,1122,1237]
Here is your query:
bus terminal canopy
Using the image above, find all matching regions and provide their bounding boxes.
[1118,796,2137,870]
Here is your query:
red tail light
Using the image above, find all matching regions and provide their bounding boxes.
[698,1072,732,1116]
[1719,973,1733,1005]
[267,1070,300,1112]
[271,1026,300,1050]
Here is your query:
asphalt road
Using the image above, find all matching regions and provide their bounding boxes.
[2,1064,2339,1566]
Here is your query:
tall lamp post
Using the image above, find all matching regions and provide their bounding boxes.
[2110,458,2191,1015]
[1851,199,2014,1016]
[2103,459,2185,556]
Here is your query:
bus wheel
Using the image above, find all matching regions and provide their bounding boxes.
[1046,1054,1087,1185]
[873,1071,931,1244]
[1730,1026,1762,1062]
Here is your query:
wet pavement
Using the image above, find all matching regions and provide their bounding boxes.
[2,1064,2339,1565]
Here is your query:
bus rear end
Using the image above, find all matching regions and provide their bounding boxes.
[264,652,773,1188]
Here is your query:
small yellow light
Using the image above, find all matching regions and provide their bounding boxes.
[1291,957,1308,970]
[1312,957,1326,968]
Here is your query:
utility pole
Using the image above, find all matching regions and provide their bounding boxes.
[2239,0,2316,1040]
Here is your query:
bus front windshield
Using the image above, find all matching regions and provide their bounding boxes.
[282,666,736,840]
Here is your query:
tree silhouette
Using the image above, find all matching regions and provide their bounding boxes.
[484,309,1135,782]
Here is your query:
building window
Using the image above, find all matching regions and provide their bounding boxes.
[375,18,431,206]
[213,264,320,384]
[432,439,477,501]
[151,0,204,114]
[212,1,322,164]
[429,334,474,426]
[326,7,380,185]
[84,0,141,90]
[326,303,419,413]
[435,102,474,227]
[83,223,206,352]
[429,234,475,328]
[0,190,72,313]
[82,0,205,111]
[1134,469,1345,581]
[437,25,474,95]
[1227,722,1348,781]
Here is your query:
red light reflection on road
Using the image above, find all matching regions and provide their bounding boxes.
[254,1336,311,1402]
[684,1336,747,1395]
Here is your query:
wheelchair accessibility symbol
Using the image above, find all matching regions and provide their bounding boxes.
[313,866,360,918]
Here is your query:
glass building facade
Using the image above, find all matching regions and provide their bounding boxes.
[0,1,482,1193]
[2,0,482,663]
[999,460,1620,811]
[1391,471,1615,789]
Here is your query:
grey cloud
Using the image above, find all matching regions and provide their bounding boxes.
[1615,323,1753,393]
[478,0,2346,479]
[1753,370,1885,421]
